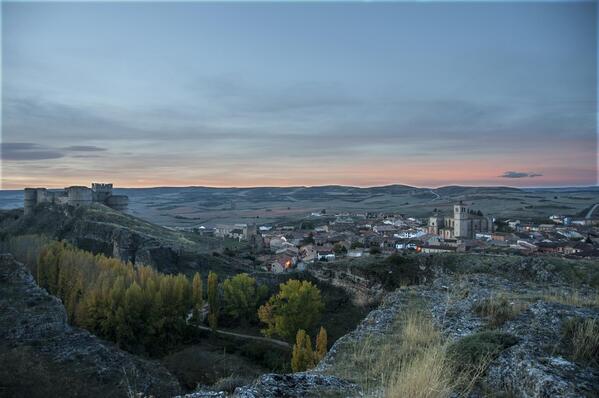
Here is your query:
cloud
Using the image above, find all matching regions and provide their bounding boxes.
[1,142,107,161]
[1,142,64,160]
[62,145,107,152]
[500,171,543,178]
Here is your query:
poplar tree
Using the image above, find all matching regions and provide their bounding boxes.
[191,272,203,324]
[10,235,206,356]
[315,326,328,361]
[291,329,316,372]
[207,271,219,331]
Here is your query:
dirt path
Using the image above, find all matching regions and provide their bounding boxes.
[585,203,599,219]
[196,325,291,349]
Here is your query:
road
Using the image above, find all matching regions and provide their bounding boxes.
[429,190,441,202]
[196,325,291,348]
[585,203,599,219]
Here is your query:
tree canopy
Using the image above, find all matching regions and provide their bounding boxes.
[258,279,324,341]
[223,273,268,322]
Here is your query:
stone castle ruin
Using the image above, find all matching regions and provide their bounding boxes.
[24,183,128,215]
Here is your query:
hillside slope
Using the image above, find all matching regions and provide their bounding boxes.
[0,203,248,275]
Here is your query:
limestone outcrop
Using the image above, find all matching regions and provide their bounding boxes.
[0,203,195,273]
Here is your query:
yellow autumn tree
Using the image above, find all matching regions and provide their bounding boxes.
[291,329,316,372]
[315,326,328,361]
[191,272,203,324]
[207,271,219,331]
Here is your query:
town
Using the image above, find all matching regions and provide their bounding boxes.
[174,201,599,273]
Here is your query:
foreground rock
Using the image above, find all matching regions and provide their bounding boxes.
[234,373,362,398]
[317,267,599,398]
[486,302,599,397]
[179,373,362,398]
[0,254,181,398]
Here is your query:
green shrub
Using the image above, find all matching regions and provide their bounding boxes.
[447,331,518,372]
[212,375,251,393]
[386,254,429,286]
[238,341,290,372]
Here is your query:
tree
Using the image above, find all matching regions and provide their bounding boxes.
[207,271,219,331]
[315,326,328,361]
[301,220,315,230]
[302,233,315,245]
[333,243,347,255]
[10,235,201,357]
[350,241,362,249]
[258,279,324,341]
[37,242,64,293]
[291,329,315,372]
[369,246,381,255]
[191,272,203,324]
[116,282,145,350]
[223,273,268,323]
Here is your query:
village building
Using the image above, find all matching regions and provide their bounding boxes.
[316,250,336,262]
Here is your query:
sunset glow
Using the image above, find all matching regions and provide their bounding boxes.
[2,2,596,189]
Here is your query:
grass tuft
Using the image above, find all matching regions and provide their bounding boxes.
[561,317,599,365]
[473,295,527,328]
[541,291,599,308]
[386,345,453,398]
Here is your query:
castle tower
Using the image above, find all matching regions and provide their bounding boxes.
[453,202,471,239]
[92,183,113,203]
[24,188,49,215]
[24,188,38,215]
[66,186,93,207]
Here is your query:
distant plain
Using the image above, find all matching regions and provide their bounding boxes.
[2,185,598,227]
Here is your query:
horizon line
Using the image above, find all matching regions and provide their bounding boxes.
[1,182,598,191]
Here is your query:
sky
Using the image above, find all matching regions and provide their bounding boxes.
[1,1,597,189]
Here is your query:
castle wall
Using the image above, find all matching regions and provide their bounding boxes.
[92,183,113,202]
[67,186,93,207]
[36,189,48,204]
[24,183,128,214]
[105,195,128,211]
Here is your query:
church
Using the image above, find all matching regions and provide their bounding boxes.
[428,202,493,240]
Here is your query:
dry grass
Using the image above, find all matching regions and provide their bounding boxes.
[562,317,599,365]
[327,305,444,395]
[328,303,486,397]
[541,290,599,308]
[473,295,528,328]
[400,311,442,356]
[327,288,515,398]
[385,345,453,398]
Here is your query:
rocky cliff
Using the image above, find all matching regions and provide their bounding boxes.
[308,256,434,306]
[181,256,599,398]
[0,254,181,398]
[316,268,599,397]
[0,203,243,275]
